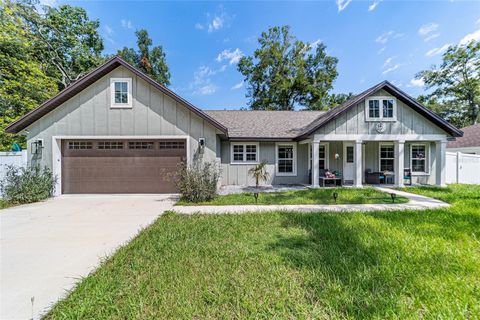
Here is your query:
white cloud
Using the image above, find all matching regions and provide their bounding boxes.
[231,81,243,90]
[121,19,133,29]
[459,29,480,45]
[104,25,114,43]
[418,23,439,36]
[382,64,400,75]
[425,43,451,57]
[105,25,113,35]
[424,33,440,42]
[195,23,204,30]
[209,16,224,32]
[375,31,404,44]
[310,39,322,50]
[216,48,244,65]
[476,18,480,25]
[409,78,425,87]
[196,6,232,33]
[368,0,381,11]
[195,84,217,95]
[336,0,352,12]
[383,57,394,68]
[377,47,386,54]
[39,0,58,7]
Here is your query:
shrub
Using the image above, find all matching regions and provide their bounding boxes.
[0,165,56,204]
[176,160,220,203]
[248,160,270,188]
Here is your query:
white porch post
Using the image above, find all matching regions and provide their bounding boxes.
[312,141,320,187]
[394,140,405,187]
[354,140,363,187]
[436,140,447,187]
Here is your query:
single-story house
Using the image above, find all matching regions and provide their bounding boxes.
[6,56,463,195]
[447,124,480,155]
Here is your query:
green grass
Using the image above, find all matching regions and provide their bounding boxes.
[176,187,409,206]
[0,199,13,209]
[45,185,480,319]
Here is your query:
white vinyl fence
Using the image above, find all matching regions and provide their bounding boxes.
[0,151,28,183]
[446,151,480,184]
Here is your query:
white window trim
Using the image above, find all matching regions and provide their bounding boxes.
[110,78,133,109]
[365,96,397,122]
[275,142,297,176]
[230,142,260,164]
[309,142,329,170]
[378,143,395,172]
[410,143,430,175]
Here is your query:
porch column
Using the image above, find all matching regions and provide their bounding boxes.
[312,141,320,187]
[436,140,447,187]
[354,140,363,187]
[394,140,405,187]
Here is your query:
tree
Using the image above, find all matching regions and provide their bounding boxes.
[16,1,104,89]
[0,2,57,150]
[238,26,338,110]
[310,92,355,110]
[117,29,170,86]
[416,40,480,126]
[248,161,270,188]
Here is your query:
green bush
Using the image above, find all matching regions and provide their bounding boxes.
[1,165,56,204]
[176,160,220,203]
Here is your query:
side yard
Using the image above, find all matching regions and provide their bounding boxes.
[45,185,480,319]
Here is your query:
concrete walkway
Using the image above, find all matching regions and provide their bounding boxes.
[1,194,177,320]
[173,187,449,214]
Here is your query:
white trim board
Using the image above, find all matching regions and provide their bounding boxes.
[51,135,191,196]
[275,142,297,177]
[314,134,448,142]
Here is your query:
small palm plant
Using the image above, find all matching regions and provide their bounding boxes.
[248,161,270,188]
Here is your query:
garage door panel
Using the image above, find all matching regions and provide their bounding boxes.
[62,140,186,194]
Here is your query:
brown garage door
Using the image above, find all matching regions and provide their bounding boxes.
[62,139,186,194]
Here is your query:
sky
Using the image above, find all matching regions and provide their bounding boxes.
[55,0,480,110]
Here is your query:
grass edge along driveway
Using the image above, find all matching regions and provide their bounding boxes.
[176,187,408,206]
[44,184,479,319]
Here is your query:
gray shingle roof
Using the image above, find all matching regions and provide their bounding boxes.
[447,124,480,148]
[204,110,326,139]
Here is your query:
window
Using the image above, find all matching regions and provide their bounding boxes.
[365,97,396,121]
[411,144,428,173]
[231,143,259,163]
[379,144,394,172]
[110,78,132,108]
[309,143,329,170]
[98,141,123,149]
[346,146,354,163]
[128,141,154,149]
[159,141,185,149]
[276,143,296,176]
[68,141,92,150]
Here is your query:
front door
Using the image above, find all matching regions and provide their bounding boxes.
[343,142,355,184]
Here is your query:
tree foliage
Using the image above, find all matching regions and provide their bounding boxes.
[117,29,170,86]
[238,26,338,110]
[0,2,57,149]
[416,41,480,126]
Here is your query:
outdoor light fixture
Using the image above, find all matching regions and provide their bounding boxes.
[391,193,396,203]
[198,138,205,148]
[31,139,43,155]
[333,192,338,203]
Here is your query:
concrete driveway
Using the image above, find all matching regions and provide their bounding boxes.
[1,194,176,320]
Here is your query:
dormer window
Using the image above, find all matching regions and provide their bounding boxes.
[110,78,132,108]
[365,97,396,121]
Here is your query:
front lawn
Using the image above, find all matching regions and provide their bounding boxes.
[176,187,408,205]
[45,184,480,319]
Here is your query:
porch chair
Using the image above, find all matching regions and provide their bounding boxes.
[404,168,412,186]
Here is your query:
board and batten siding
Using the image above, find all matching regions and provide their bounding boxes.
[220,141,309,185]
[25,66,221,170]
[314,89,446,136]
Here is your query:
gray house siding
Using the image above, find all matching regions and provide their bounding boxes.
[314,89,447,136]
[26,66,220,171]
[220,141,309,185]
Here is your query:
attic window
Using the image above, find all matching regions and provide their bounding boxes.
[110,78,132,108]
[365,97,396,121]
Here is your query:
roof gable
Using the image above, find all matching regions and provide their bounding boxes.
[297,81,463,139]
[6,56,228,134]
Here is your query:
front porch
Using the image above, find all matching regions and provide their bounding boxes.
[304,135,447,188]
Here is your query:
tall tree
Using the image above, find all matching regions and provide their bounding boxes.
[416,40,480,126]
[117,29,170,86]
[0,1,57,150]
[312,92,355,110]
[16,1,104,89]
[237,26,338,110]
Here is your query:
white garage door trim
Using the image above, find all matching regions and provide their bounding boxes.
[52,135,192,196]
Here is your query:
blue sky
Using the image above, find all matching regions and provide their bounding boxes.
[61,0,480,110]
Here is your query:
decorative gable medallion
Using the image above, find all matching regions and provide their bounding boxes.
[375,122,386,133]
